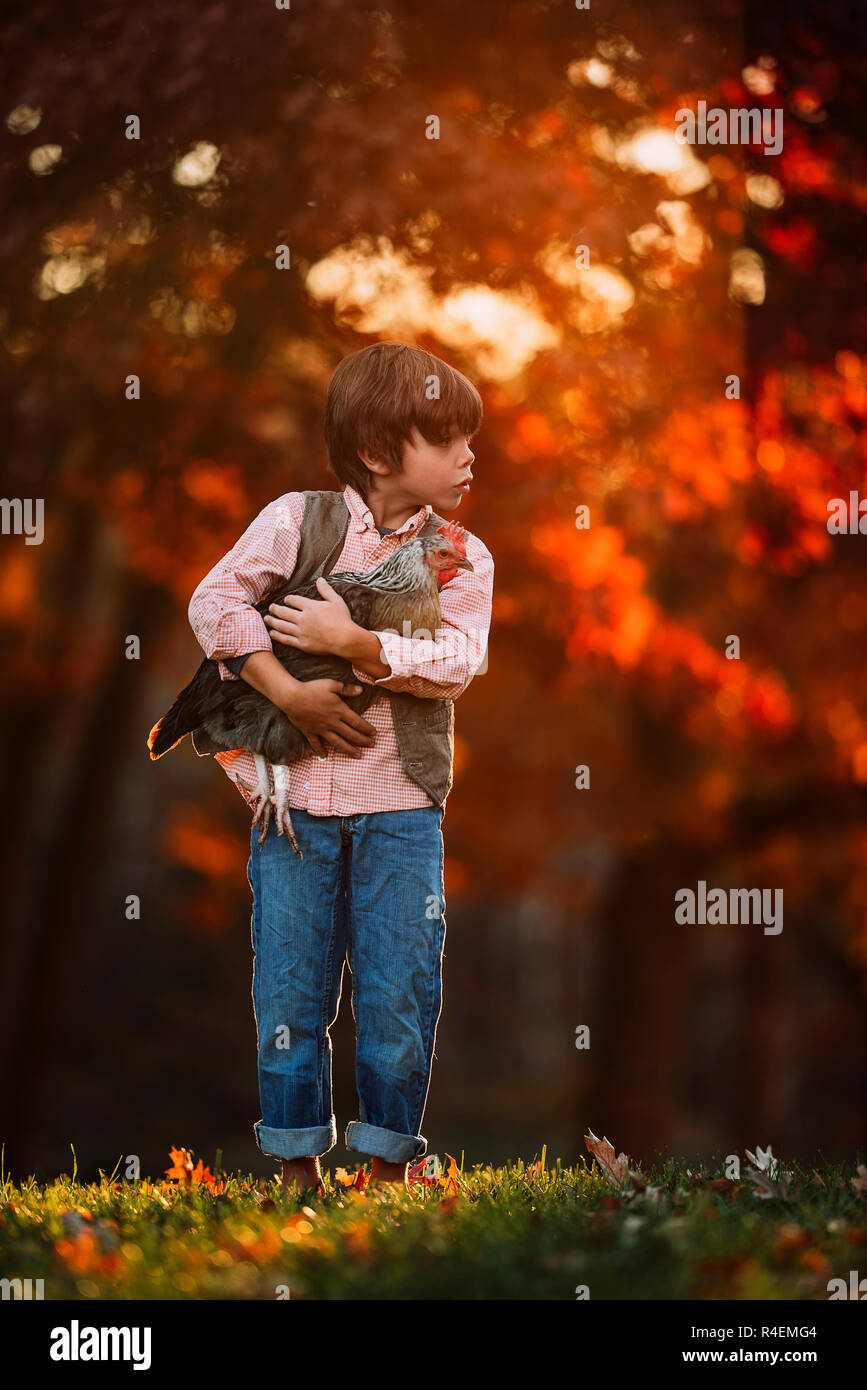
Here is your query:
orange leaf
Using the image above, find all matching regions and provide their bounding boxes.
[165,1146,194,1184]
[443,1152,464,1196]
[164,1146,215,1189]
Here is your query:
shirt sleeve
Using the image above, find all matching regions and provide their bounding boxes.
[187,492,304,681]
[350,532,493,700]
[223,653,255,677]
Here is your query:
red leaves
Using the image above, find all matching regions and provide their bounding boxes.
[54,1209,121,1276]
[408,1152,466,1200]
[164,1145,217,1191]
[407,1157,433,1186]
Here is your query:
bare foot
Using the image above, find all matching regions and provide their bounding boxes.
[281,1157,324,1196]
[369,1156,409,1190]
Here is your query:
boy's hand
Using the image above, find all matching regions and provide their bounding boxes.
[281,678,376,759]
[266,578,392,679]
[265,578,357,656]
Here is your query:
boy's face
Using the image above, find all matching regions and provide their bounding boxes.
[365,424,475,514]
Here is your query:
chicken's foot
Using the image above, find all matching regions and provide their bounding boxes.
[273,763,302,857]
[251,754,302,857]
[250,753,273,847]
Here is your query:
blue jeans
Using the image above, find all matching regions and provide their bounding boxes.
[245,806,446,1165]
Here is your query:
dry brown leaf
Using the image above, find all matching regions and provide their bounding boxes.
[584,1129,636,1188]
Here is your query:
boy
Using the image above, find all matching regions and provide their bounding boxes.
[187,341,493,1194]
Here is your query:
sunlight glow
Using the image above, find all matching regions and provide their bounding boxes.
[746,173,784,209]
[305,236,558,379]
[742,63,777,96]
[570,58,614,87]
[29,144,62,175]
[437,286,559,377]
[149,286,236,335]
[173,142,221,187]
[728,248,766,305]
[38,250,106,299]
[6,104,42,134]
[627,201,709,290]
[656,200,708,263]
[614,126,711,195]
[537,237,636,332]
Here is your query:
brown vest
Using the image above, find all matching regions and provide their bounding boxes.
[290,490,454,807]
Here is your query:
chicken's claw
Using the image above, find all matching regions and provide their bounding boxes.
[273,763,302,858]
[251,753,273,848]
[250,757,303,858]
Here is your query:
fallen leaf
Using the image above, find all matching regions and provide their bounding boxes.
[851,1164,867,1198]
[164,1146,216,1191]
[165,1146,193,1184]
[442,1152,464,1197]
[584,1130,628,1186]
[745,1144,778,1176]
[584,1129,644,1188]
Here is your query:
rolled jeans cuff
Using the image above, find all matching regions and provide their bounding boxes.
[255,1117,337,1161]
[345,1121,427,1164]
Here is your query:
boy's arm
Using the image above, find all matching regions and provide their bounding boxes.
[188,496,376,758]
[187,493,305,681]
[348,534,493,700]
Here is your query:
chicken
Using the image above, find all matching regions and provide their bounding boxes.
[148,521,473,855]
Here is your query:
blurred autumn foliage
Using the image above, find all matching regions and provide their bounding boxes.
[1,0,866,1177]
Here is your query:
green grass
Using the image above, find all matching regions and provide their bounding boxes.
[1,1149,865,1300]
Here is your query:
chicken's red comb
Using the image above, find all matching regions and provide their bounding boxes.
[436,521,468,556]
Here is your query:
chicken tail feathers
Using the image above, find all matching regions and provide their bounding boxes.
[148,657,218,759]
[147,708,188,759]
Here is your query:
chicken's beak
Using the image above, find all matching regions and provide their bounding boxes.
[453,556,474,572]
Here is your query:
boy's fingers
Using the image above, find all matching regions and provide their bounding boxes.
[336,720,375,745]
[342,709,376,736]
[324,735,364,758]
[341,683,363,696]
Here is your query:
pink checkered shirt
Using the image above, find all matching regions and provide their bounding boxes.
[187,485,493,816]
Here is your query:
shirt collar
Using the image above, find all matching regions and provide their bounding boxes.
[343,484,431,538]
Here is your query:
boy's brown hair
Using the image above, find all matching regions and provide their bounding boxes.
[325,341,483,498]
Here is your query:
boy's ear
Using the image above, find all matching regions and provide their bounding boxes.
[357,448,392,478]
